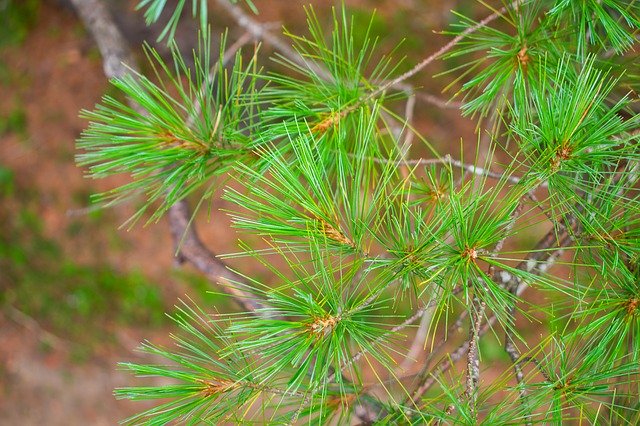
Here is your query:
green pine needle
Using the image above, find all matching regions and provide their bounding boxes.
[77,32,261,226]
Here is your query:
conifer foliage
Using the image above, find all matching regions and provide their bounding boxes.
[76,0,640,424]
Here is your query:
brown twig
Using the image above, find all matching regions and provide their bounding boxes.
[167,201,265,312]
[504,328,532,426]
[69,0,138,79]
[215,0,329,79]
[416,92,463,109]
[409,231,572,404]
[397,310,433,374]
[216,0,460,108]
[465,296,486,420]
[367,0,519,100]
[6,306,69,350]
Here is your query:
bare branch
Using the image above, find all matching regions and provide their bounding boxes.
[214,0,330,79]
[215,0,298,61]
[6,306,69,350]
[465,297,486,420]
[359,153,525,184]
[397,311,433,373]
[416,92,463,109]
[504,329,532,426]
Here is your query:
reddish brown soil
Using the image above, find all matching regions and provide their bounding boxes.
[0,1,479,424]
[0,3,179,423]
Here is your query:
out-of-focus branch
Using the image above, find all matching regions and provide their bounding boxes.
[417,92,463,109]
[70,0,265,313]
[396,311,432,373]
[69,0,138,79]
[215,0,302,68]
[6,306,69,350]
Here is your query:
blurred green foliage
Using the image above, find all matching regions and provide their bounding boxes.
[0,165,168,349]
[0,0,39,48]
[0,106,27,137]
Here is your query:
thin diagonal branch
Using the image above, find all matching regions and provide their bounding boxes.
[504,328,532,426]
[417,92,463,109]
[215,0,329,79]
[368,0,520,99]
[69,0,138,79]
[168,201,264,311]
[6,306,69,350]
[397,311,433,373]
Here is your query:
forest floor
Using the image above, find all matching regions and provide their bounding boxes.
[0,1,181,422]
[0,0,475,423]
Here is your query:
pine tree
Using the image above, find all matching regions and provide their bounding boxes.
[72,0,640,424]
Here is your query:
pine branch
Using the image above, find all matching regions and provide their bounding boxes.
[215,0,457,109]
[214,0,309,74]
[70,0,138,79]
[72,1,640,423]
[70,0,266,314]
[465,295,486,420]
[369,0,522,99]
[168,201,265,312]
[416,92,464,109]
[408,229,573,405]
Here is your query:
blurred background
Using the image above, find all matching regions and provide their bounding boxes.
[0,0,479,423]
